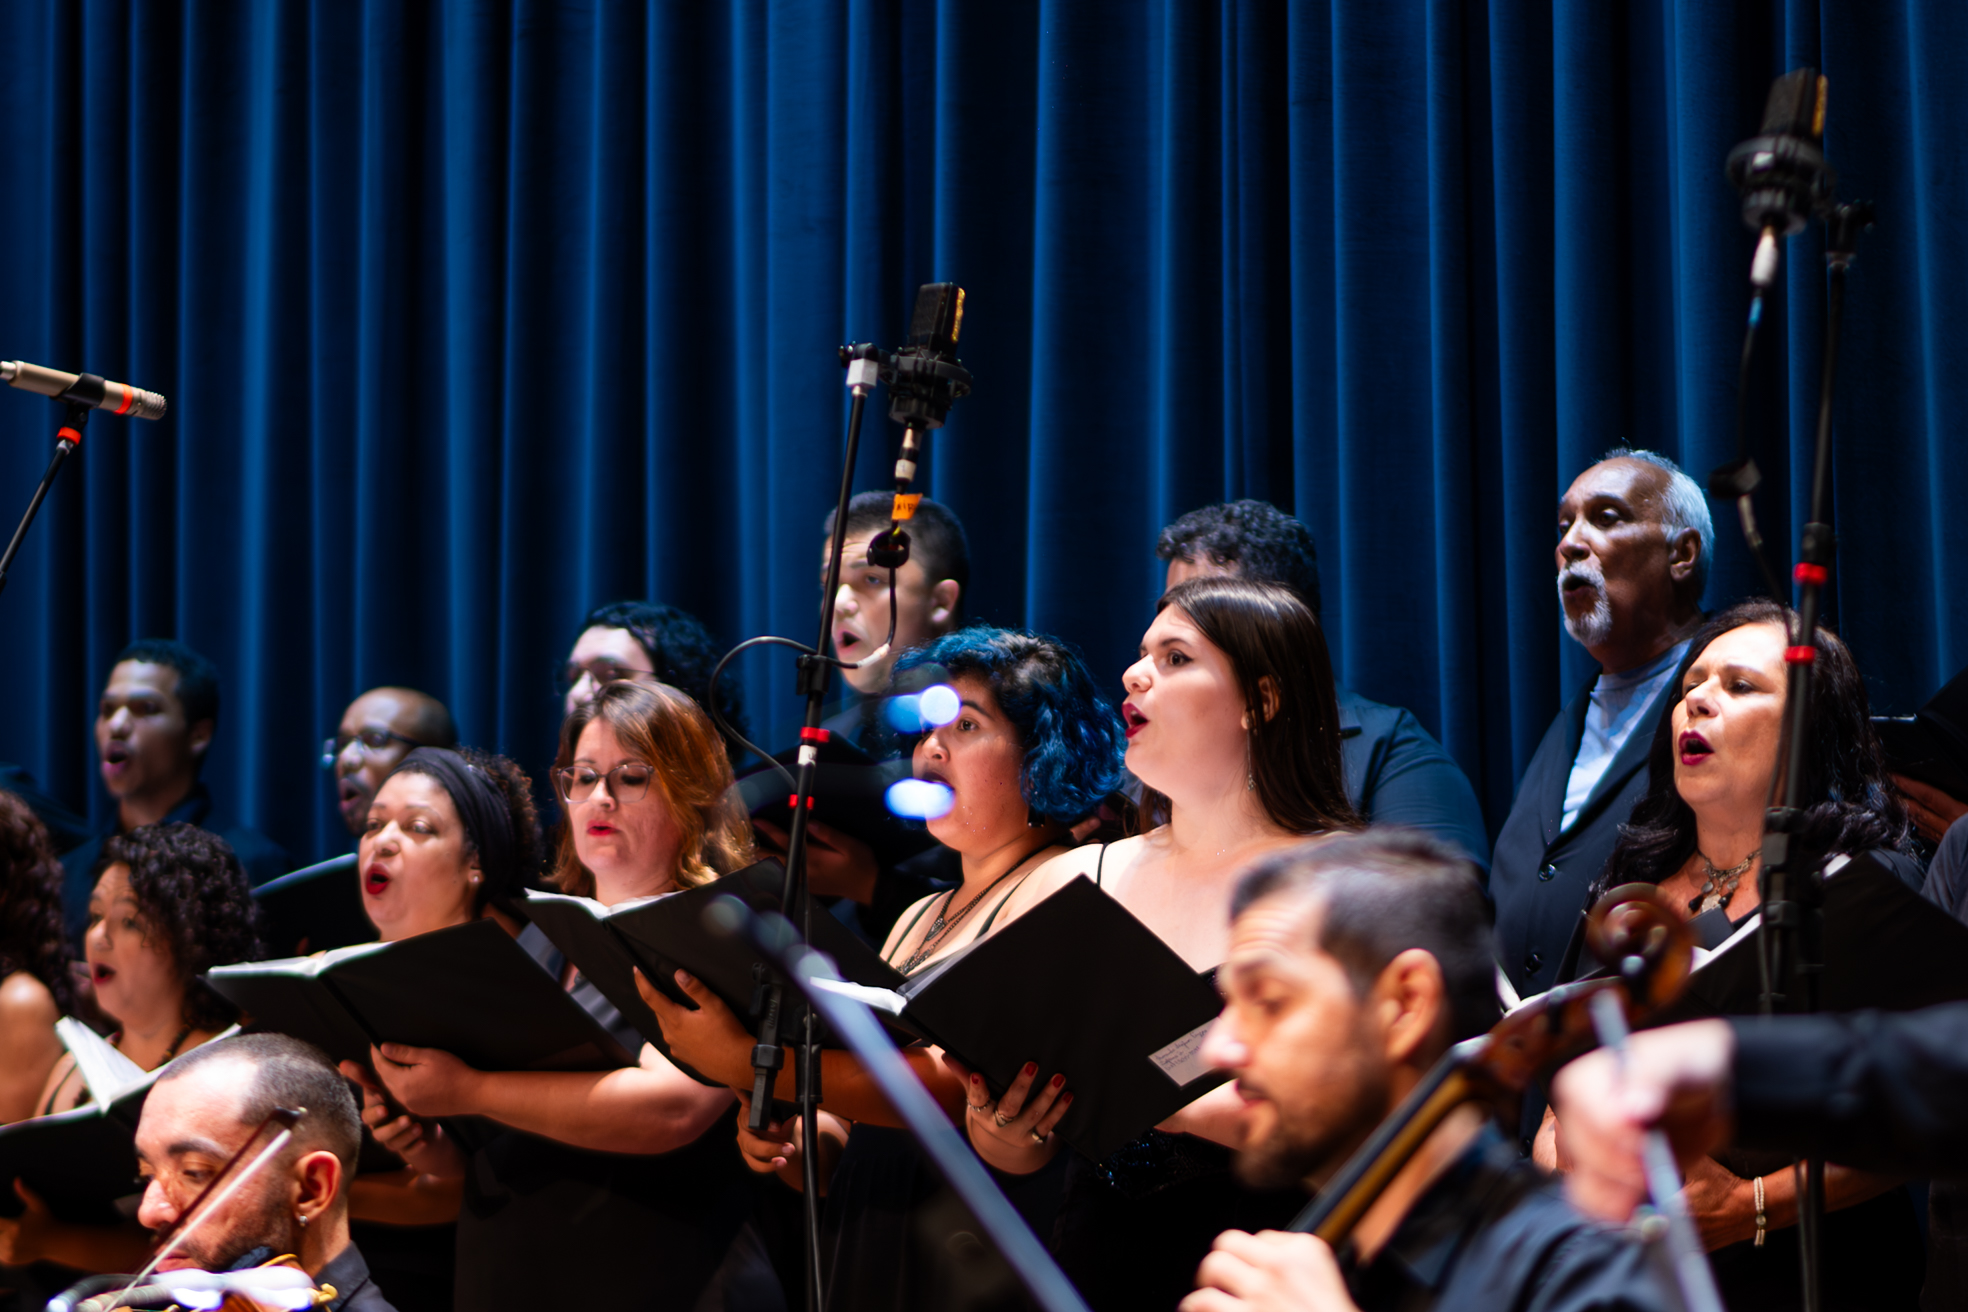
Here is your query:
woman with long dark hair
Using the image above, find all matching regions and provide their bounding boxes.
[0,793,77,1124]
[970,576,1361,1312]
[1546,598,1922,1312]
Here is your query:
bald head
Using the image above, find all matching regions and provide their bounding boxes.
[332,686,456,835]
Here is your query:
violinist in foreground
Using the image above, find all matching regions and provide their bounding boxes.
[1180,831,1673,1312]
[125,1032,396,1310]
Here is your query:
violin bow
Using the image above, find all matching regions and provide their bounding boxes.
[1586,989,1724,1312]
[104,1106,306,1309]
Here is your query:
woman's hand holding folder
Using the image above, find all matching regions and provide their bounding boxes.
[956,1057,1073,1174]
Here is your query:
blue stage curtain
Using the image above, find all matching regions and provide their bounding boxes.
[0,0,1961,863]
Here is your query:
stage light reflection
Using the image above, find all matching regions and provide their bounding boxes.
[886,777,955,820]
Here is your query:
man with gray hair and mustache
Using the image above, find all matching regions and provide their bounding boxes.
[1488,450,1708,1024]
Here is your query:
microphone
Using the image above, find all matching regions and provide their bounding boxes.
[866,283,972,569]
[1725,69,1835,294]
[1,359,167,419]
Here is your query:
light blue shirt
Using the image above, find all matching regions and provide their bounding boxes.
[1560,640,1691,834]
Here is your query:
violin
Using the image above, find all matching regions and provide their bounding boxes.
[53,1255,332,1312]
[1286,883,1694,1244]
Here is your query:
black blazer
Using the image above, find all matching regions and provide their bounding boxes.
[1487,675,1678,998]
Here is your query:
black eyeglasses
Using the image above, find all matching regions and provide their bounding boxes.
[555,660,659,698]
[555,761,655,804]
[320,726,424,770]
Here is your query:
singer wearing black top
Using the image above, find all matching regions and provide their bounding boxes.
[1539,600,1927,1312]
[649,625,1127,1312]
[971,577,1362,1312]
[353,696,767,1312]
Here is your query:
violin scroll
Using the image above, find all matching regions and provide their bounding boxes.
[1585,883,1694,1013]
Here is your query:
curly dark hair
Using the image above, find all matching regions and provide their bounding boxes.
[1599,598,1913,894]
[572,601,751,762]
[96,824,264,1030]
[388,746,545,913]
[0,791,77,1015]
[895,627,1127,825]
[1156,500,1322,621]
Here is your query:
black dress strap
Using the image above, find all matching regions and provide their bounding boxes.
[1094,842,1110,888]
[886,891,949,967]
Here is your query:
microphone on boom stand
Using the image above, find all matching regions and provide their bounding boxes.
[0,359,169,600]
[702,283,973,1312]
[1711,67,1876,1312]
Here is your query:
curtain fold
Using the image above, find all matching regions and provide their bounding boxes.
[0,0,1959,864]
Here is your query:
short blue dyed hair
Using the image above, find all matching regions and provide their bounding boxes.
[894,627,1125,824]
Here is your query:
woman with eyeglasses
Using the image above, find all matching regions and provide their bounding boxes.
[354,683,773,1312]
[559,600,751,763]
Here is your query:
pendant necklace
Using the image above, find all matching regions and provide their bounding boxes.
[899,853,1043,976]
[1689,849,1757,916]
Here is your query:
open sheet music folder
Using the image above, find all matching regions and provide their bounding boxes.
[1630,850,1968,1027]
[822,875,1230,1160]
[0,1021,239,1224]
[524,860,909,1060]
[202,917,632,1072]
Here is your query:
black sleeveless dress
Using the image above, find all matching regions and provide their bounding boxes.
[1047,844,1303,1312]
[450,924,777,1311]
[819,873,1067,1312]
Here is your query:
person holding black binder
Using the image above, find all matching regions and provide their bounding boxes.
[959,577,1361,1312]
[354,689,769,1312]
[0,823,262,1280]
[647,625,1127,1311]
[1537,599,1928,1312]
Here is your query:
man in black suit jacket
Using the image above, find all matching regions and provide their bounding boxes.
[1489,451,1708,1003]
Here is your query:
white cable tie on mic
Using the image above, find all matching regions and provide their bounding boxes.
[894,459,917,482]
[797,744,819,768]
[1750,228,1780,289]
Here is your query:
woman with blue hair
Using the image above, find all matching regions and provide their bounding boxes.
[645,624,1125,1310]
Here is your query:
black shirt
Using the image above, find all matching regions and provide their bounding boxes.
[1343,1127,1675,1312]
[313,1241,399,1312]
[58,781,290,940]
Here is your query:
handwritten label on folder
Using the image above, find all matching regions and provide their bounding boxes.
[1147,1019,1215,1087]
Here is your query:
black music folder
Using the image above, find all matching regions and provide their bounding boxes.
[203,918,632,1072]
[843,875,1230,1160]
[253,852,373,958]
[0,1021,237,1224]
[1875,664,1968,802]
[1643,850,1968,1027]
[524,860,906,1054]
[734,737,939,870]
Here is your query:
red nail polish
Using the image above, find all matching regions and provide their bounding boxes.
[1061,1093,1074,1105]
[1051,1074,1065,1088]
[1023,1062,1038,1077]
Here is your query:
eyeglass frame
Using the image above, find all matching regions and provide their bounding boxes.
[554,760,656,805]
[555,659,661,698]
[319,726,426,771]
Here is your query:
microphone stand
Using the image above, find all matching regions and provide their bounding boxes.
[0,400,88,599]
[705,288,970,1312]
[1747,199,1871,1312]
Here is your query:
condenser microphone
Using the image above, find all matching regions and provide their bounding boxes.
[1,360,167,419]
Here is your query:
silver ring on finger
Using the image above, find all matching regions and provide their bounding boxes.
[994,1109,1013,1128]
[967,1102,992,1114]
[1029,1129,1047,1145]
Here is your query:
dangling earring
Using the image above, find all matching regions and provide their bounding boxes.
[1246,772,1255,792]
[1027,805,1045,829]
